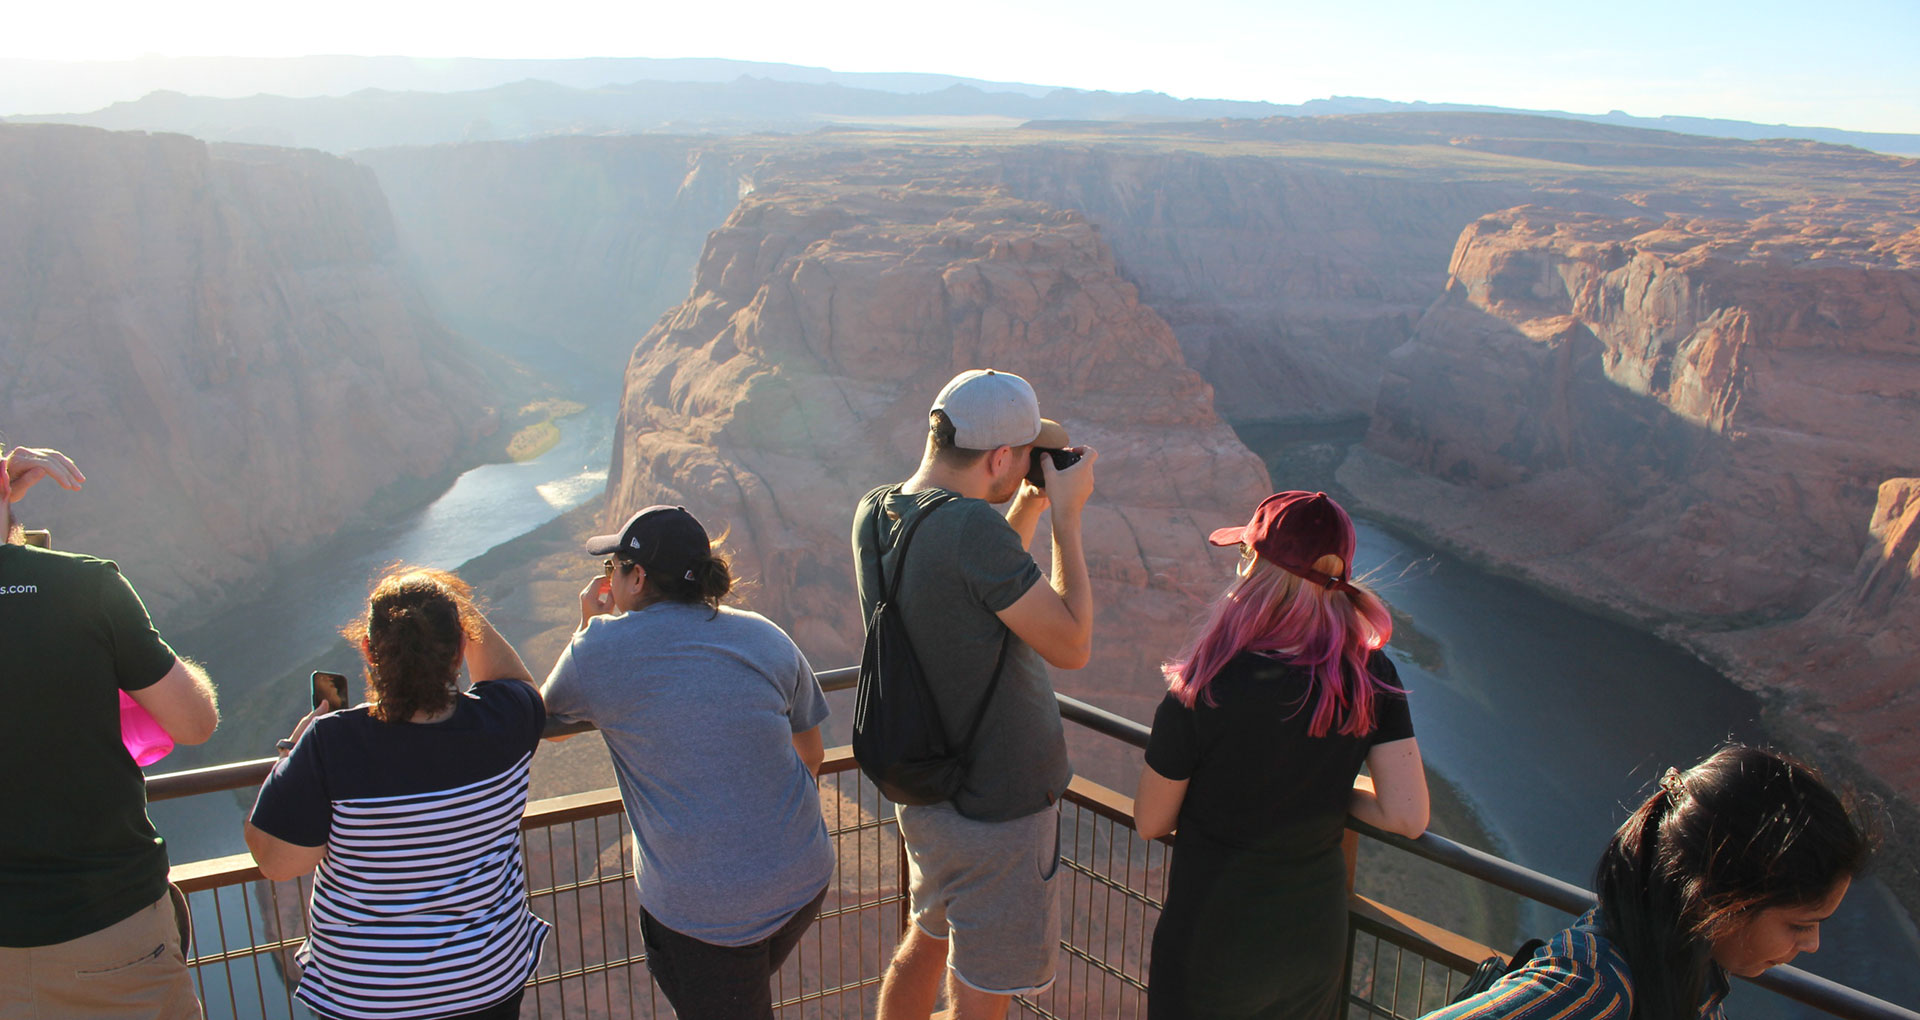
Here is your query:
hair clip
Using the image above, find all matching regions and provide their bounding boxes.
[1659,766,1688,799]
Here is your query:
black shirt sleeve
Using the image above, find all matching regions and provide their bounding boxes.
[96,562,179,692]
[473,678,547,751]
[249,722,334,848]
[1368,652,1415,744]
[1144,691,1201,781]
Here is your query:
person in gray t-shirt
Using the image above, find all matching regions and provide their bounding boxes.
[543,505,833,1020]
[852,369,1097,1018]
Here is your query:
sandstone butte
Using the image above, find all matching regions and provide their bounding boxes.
[1343,206,1920,801]
[602,165,1270,788]
[0,124,496,623]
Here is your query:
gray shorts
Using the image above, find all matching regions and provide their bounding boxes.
[896,802,1062,995]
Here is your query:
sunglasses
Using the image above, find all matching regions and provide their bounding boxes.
[602,557,638,577]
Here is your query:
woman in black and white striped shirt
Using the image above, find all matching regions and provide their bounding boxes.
[245,567,549,1020]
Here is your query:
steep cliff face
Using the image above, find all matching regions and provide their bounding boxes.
[604,165,1270,777]
[0,124,495,623]
[991,150,1549,421]
[1352,207,1920,623]
[1342,207,1920,794]
[355,137,757,377]
[1706,477,1920,795]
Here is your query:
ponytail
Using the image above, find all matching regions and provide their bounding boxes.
[643,550,735,616]
[342,567,475,723]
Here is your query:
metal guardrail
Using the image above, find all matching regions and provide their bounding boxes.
[149,667,1919,1020]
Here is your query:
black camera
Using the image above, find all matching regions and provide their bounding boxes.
[1025,447,1083,489]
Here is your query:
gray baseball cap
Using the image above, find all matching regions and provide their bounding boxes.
[932,369,1046,450]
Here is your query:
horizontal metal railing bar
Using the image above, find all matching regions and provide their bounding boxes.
[814,894,908,923]
[149,757,275,802]
[1057,938,1151,993]
[1057,855,1162,910]
[186,933,307,970]
[149,666,1919,1020]
[1347,818,1595,916]
[772,974,885,1009]
[1350,893,1498,972]
[526,952,646,989]
[527,870,636,901]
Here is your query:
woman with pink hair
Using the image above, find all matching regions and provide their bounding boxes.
[1134,490,1430,1020]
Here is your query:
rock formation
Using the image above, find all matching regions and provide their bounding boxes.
[990,148,1544,422]
[1705,478,1920,796]
[1344,206,1920,796]
[602,163,1270,785]
[0,124,495,624]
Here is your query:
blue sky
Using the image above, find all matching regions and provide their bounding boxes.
[9,0,1917,132]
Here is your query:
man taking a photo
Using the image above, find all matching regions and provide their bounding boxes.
[852,369,1097,1020]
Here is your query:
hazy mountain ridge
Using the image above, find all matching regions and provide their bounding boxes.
[6,58,1917,156]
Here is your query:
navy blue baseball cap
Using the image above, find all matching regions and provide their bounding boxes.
[587,505,711,582]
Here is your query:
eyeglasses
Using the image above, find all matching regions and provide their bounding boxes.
[602,557,637,577]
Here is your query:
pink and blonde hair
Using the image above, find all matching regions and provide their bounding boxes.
[1164,550,1397,737]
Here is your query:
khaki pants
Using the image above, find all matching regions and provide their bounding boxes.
[0,889,202,1020]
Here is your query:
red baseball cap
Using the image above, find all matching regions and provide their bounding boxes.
[1208,491,1357,591]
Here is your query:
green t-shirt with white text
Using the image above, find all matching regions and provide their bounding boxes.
[0,544,179,946]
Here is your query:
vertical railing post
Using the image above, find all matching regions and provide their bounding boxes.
[896,809,911,936]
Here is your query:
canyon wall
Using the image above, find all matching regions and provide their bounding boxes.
[991,149,1541,421]
[601,163,1270,784]
[355,137,756,377]
[1343,206,1920,796]
[0,124,495,624]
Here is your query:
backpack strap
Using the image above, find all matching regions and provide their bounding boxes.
[872,485,1013,758]
[872,485,957,604]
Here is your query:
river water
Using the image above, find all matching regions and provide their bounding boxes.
[143,410,1917,1017]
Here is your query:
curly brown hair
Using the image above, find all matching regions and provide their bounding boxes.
[341,566,479,724]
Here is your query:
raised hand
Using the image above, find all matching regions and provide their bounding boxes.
[4,447,84,502]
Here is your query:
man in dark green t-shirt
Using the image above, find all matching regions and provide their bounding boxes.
[852,369,1097,1020]
[0,442,220,1020]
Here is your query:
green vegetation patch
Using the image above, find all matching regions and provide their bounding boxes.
[504,399,588,462]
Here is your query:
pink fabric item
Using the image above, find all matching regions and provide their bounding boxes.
[119,690,175,766]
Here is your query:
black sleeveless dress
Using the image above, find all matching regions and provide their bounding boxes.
[1143,650,1413,1020]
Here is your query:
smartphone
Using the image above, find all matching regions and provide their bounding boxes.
[311,671,351,713]
[1024,447,1084,489]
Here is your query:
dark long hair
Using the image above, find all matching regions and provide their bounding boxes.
[341,566,479,724]
[1595,745,1870,1020]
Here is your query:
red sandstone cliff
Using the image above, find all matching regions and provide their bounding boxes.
[1343,206,1920,796]
[0,124,496,623]
[1705,478,1920,796]
[603,165,1270,786]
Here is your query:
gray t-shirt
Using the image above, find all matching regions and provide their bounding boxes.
[542,601,834,946]
[852,484,1072,822]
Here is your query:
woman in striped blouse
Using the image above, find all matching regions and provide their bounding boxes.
[1424,745,1871,1020]
[245,567,550,1020]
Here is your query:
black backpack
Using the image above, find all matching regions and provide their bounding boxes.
[852,489,1010,807]
[1449,939,1548,1005]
